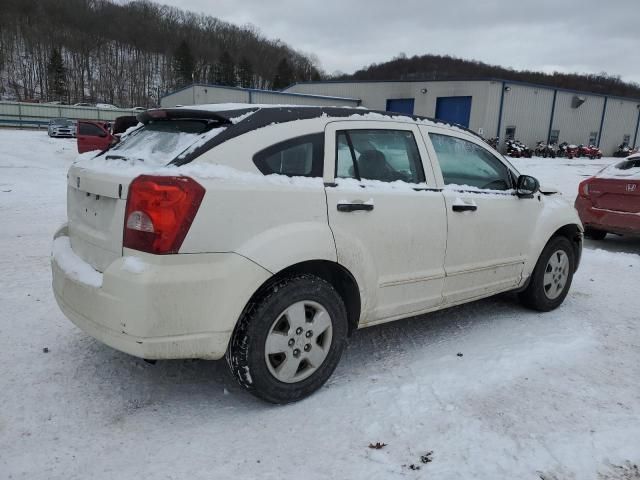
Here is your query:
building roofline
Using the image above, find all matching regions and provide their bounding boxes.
[161,83,361,104]
[285,78,640,103]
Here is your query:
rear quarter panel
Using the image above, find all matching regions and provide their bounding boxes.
[178,118,338,273]
[180,178,336,272]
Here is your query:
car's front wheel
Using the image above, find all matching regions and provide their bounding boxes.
[519,236,575,312]
[226,274,348,404]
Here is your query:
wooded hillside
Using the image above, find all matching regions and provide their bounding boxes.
[338,53,640,99]
[0,0,321,107]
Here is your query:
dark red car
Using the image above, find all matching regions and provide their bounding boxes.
[575,155,640,239]
[77,120,115,153]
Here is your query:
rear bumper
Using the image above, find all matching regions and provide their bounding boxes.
[575,196,640,235]
[51,225,271,360]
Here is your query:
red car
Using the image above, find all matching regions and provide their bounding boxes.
[77,120,115,153]
[575,155,640,239]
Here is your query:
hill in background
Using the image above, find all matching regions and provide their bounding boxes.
[337,53,640,99]
[0,0,321,107]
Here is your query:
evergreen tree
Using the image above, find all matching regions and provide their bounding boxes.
[219,51,236,86]
[237,57,253,88]
[173,40,194,87]
[47,48,67,101]
[272,58,293,90]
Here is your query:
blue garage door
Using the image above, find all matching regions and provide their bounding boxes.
[435,96,472,127]
[386,98,415,115]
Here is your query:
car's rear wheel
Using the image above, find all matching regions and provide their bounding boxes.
[584,227,607,240]
[519,236,575,312]
[226,274,348,404]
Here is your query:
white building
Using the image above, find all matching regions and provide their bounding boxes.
[159,84,360,109]
[285,79,640,155]
[160,79,640,155]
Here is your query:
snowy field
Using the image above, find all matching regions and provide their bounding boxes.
[1,129,639,480]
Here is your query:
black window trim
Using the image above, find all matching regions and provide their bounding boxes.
[334,128,426,184]
[252,132,325,178]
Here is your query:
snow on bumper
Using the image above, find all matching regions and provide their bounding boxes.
[51,225,271,360]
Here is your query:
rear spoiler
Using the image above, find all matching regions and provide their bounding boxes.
[136,108,258,125]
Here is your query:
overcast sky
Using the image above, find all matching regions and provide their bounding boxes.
[157,0,640,83]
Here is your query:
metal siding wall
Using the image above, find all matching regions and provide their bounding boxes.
[0,101,138,127]
[286,82,416,110]
[599,99,639,154]
[194,86,249,105]
[160,86,360,108]
[250,91,357,106]
[483,82,503,139]
[160,88,199,107]
[286,81,500,136]
[551,92,605,146]
[500,84,554,147]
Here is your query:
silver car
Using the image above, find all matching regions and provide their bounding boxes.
[47,118,77,138]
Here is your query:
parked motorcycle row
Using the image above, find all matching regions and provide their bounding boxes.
[614,142,639,157]
[484,137,608,159]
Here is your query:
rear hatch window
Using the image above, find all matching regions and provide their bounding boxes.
[104,119,223,166]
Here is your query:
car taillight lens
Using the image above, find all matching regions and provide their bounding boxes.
[123,175,205,254]
[579,180,590,197]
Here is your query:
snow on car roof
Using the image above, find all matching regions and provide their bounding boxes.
[141,104,476,167]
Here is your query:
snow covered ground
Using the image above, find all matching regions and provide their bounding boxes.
[1,129,639,479]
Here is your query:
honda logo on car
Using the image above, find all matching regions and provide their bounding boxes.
[627,183,637,192]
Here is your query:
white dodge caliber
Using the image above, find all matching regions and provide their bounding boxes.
[51,105,583,403]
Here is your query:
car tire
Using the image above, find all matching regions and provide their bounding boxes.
[226,274,348,404]
[584,228,607,240]
[519,236,575,312]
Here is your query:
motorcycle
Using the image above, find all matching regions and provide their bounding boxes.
[557,142,578,159]
[505,139,532,158]
[534,141,556,158]
[578,144,603,159]
[614,143,638,157]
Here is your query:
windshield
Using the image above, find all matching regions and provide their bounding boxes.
[52,119,74,126]
[104,119,217,166]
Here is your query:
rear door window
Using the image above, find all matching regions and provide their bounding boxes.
[253,133,324,177]
[336,129,425,183]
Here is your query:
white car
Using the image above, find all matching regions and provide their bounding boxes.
[51,105,583,403]
[96,103,118,110]
[47,118,77,137]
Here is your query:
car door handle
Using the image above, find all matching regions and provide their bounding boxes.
[452,204,478,212]
[337,201,374,212]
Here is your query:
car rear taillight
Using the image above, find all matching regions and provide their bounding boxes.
[579,179,591,197]
[123,175,205,254]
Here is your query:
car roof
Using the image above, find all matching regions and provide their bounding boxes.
[137,105,479,166]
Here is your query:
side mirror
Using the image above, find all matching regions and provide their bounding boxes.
[516,174,539,198]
